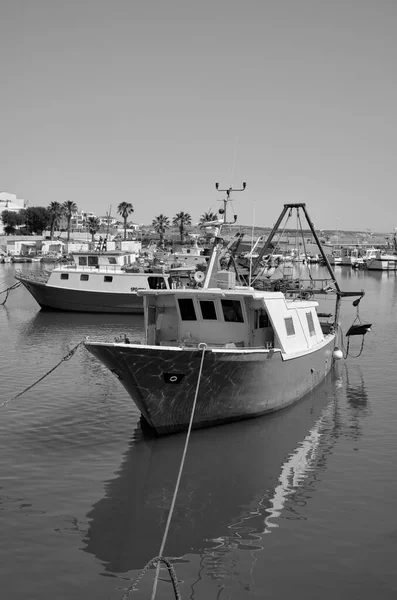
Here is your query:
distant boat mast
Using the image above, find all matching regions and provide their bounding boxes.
[106,205,112,236]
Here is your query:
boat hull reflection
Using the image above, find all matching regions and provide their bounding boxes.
[83,379,340,574]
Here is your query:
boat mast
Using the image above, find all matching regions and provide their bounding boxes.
[215,182,246,223]
[249,203,363,326]
[202,183,247,289]
[106,205,112,237]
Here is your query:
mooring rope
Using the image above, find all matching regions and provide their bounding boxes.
[0,282,21,305]
[121,342,208,600]
[1,341,83,407]
[122,557,182,600]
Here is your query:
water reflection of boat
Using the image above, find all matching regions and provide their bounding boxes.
[18,311,143,340]
[82,382,340,577]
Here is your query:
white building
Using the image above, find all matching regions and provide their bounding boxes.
[0,192,26,234]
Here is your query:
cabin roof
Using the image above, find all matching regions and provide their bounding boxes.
[137,287,286,300]
[136,286,319,308]
[71,251,133,256]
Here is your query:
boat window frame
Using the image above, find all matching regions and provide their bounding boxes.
[80,274,89,282]
[60,273,69,280]
[78,256,88,266]
[306,311,315,336]
[199,299,218,320]
[284,316,295,336]
[148,276,168,290]
[221,299,244,323]
[177,297,198,321]
[88,255,99,267]
[104,275,113,283]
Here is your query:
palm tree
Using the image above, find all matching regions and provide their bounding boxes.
[199,211,218,228]
[47,201,63,239]
[62,200,78,241]
[173,211,192,244]
[87,216,101,242]
[117,202,134,240]
[152,214,170,246]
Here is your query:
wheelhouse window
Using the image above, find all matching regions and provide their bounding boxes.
[107,257,117,264]
[88,256,99,267]
[199,300,217,320]
[178,298,197,321]
[148,277,167,290]
[285,317,295,336]
[80,274,89,281]
[254,309,269,329]
[221,299,244,323]
[306,312,315,336]
[104,276,113,283]
[78,256,88,266]
[60,273,69,280]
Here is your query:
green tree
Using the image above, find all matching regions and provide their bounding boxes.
[117,202,134,240]
[87,216,101,241]
[47,201,63,239]
[24,207,50,235]
[173,211,192,244]
[62,200,77,241]
[1,210,24,235]
[199,211,218,228]
[152,214,170,246]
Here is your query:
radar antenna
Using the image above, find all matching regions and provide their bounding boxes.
[215,182,246,223]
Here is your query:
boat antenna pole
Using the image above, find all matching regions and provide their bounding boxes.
[203,183,247,289]
[215,182,246,224]
[106,204,112,237]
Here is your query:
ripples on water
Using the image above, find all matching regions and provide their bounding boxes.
[1,264,397,599]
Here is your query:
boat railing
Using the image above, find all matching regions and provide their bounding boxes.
[58,264,125,273]
[15,269,52,283]
[253,277,337,295]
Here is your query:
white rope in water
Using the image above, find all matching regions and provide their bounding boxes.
[121,343,208,600]
[150,342,207,600]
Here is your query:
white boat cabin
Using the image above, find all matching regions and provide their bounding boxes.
[140,288,329,355]
[46,251,173,293]
[68,250,136,271]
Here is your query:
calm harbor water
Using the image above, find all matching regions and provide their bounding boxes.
[1,263,397,599]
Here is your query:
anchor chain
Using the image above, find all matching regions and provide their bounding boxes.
[1,341,83,407]
[0,282,21,305]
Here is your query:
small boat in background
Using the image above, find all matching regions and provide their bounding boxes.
[365,250,397,271]
[15,249,179,313]
[11,255,32,263]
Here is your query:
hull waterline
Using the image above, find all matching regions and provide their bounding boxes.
[85,337,336,434]
[17,278,144,314]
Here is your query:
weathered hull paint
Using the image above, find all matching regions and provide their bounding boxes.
[18,279,143,314]
[85,336,336,434]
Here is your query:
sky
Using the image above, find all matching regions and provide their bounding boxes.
[1,0,397,232]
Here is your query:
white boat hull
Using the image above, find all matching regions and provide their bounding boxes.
[366,256,397,271]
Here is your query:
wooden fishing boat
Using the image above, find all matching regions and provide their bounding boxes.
[85,191,366,434]
[14,250,175,313]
